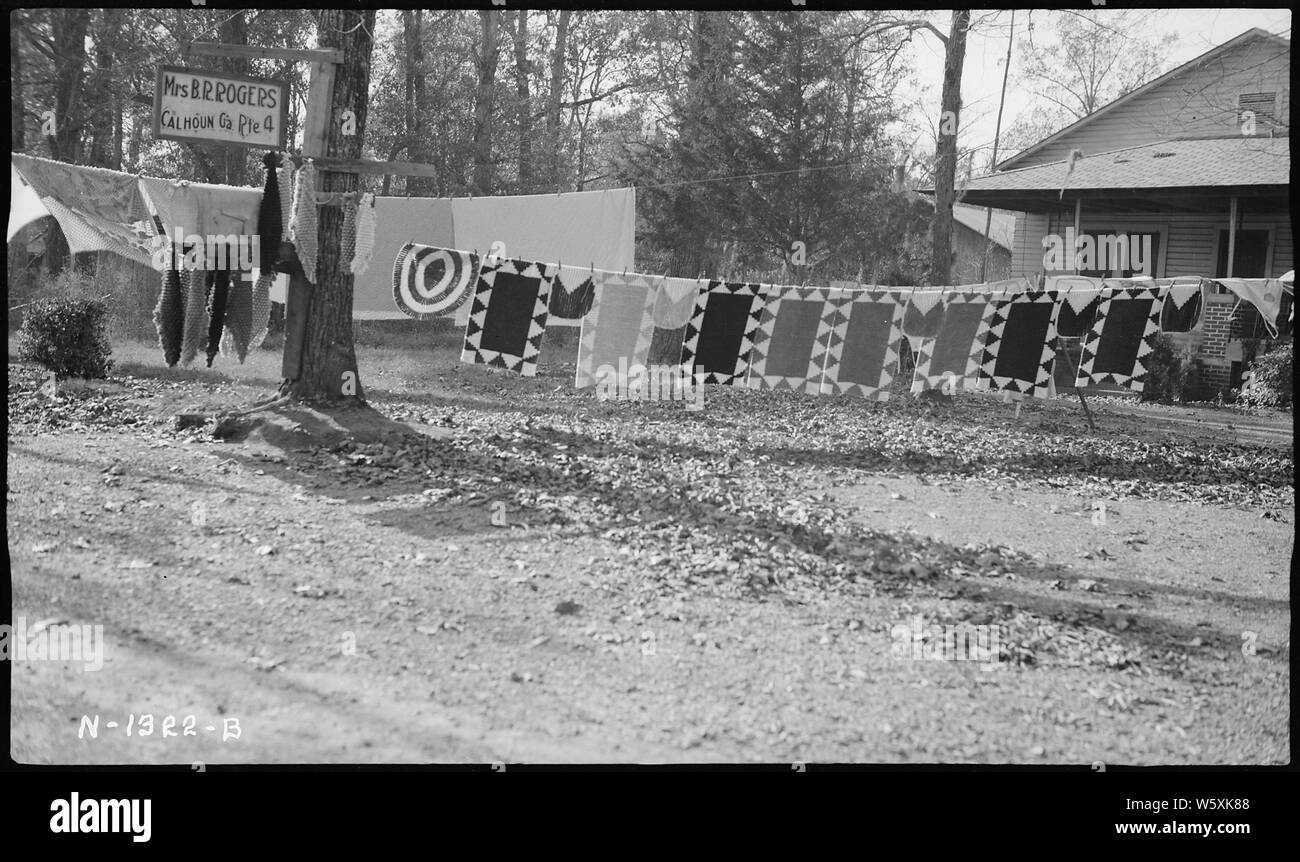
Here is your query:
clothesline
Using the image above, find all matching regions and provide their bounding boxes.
[624,159,872,192]
[391,244,1213,409]
[11,151,359,208]
[11,150,1291,335]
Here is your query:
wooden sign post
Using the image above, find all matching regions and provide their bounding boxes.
[178,41,445,392]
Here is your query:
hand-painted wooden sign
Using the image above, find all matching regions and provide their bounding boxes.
[153,65,289,149]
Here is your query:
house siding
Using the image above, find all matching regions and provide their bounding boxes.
[1010,204,1289,400]
[1006,35,1291,168]
[1011,212,1050,276]
[951,224,1011,284]
[1008,207,1291,279]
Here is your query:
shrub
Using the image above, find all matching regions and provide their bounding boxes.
[16,297,114,379]
[10,258,158,342]
[9,265,95,327]
[1140,334,1190,403]
[1237,339,1292,409]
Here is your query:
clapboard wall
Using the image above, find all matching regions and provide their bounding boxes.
[1009,207,1293,280]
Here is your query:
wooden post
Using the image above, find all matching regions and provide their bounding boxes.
[1068,344,1097,431]
[281,271,313,380]
[178,40,346,389]
[1068,196,1098,428]
[1061,207,1097,431]
[276,59,336,387]
[302,61,336,160]
[178,37,439,402]
[182,42,344,64]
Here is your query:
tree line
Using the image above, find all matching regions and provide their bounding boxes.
[11,9,1180,286]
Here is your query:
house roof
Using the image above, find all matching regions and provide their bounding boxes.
[997,27,1292,171]
[916,196,1015,250]
[963,136,1290,194]
[951,202,1015,250]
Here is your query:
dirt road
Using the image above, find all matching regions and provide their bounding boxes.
[7,354,1292,764]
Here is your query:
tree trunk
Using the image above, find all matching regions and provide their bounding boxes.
[675,10,731,278]
[11,12,25,151]
[213,10,250,185]
[930,10,969,286]
[843,53,857,159]
[402,10,417,181]
[49,9,90,162]
[43,9,91,274]
[86,25,110,166]
[403,10,434,196]
[127,111,141,169]
[288,8,376,403]
[511,10,533,192]
[86,10,119,167]
[545,9,570,191]
[112,96,123,169]
[471,10,501,195]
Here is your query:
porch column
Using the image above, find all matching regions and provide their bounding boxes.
[1226,196,1238,277]
[1072,198,1082,275]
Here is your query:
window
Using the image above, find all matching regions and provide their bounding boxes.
[1076,232,1161,279]
[1238,92,1278,126]
[1212,229,1272,292]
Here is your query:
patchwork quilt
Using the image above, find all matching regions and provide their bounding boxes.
[901,289,947,339]
[1076,285,1166,393]
[1159,277,1204,333]
[575,272,659,388]
[910,290,993,394]
[681,281,767,385]
[461,257,555,376]
[1049,276,1105,338]
[645,277,704,368]
[974,289,1060,398]
[548,265,599,321]
[820,288,905,399]
[747,286,842,393]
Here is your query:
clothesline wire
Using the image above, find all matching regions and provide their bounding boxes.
[14,154,1290,324]
[629,159,871,191]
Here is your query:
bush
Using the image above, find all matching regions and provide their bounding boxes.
[9,257,158,342]
[1140,334,1190,403]
[16,297,114,379]
[1237,339,1292,409]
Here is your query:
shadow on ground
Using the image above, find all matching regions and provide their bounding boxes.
[211,403,1287,669]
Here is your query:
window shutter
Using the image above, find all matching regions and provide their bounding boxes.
[1238,92,1278,125]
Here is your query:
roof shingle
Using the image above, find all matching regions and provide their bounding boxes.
[964,137,1290,193]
